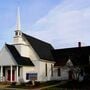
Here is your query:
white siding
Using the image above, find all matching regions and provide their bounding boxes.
[13,36,26,45]
[21,66,35,82]
[38,61,54,81]
[14,36,40,60]
[0,46,16,66]
[53,67,69,80]
[60,68,69,80]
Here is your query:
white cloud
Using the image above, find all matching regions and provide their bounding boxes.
[29,0,90,48]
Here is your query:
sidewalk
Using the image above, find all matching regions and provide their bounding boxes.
[38,81,66,90]
[0,81,67,90]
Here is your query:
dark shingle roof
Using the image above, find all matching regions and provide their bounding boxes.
[52,46,90,66]
[22,33,54,61]
[6,44,34,66]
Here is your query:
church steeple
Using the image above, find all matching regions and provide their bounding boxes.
[13,7,25,44]
[16,7,21,31]
[15,7,22,37]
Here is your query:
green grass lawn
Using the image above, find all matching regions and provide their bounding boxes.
[7,80,61,89]
[57,80,90,89]
[42,87,61,90]
[49,80,90,90]
[7,80,90,89]
[42,80,90,90]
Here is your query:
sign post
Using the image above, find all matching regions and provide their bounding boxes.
[29,73,37,86]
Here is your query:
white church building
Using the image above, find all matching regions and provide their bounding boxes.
[0,8,89,83]
[0,8,63,83]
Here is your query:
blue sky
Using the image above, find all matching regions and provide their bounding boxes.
[0,0,90,49]
[0,0,61,48]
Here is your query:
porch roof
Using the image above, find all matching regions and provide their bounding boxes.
[6,44,34,66]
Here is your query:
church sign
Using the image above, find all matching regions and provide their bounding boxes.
[26,73,37,80]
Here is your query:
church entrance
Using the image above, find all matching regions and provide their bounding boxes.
[7,70,15,81]
[68,70,74,80]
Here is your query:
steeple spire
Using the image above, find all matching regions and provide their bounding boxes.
[15,7,22,37]
[13,7,23,44]
[16,7,21,31]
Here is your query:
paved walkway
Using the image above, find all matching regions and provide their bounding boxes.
[38,81,66,90]
[0,81,66,90]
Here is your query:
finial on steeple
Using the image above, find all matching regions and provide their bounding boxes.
[16,7,21,31]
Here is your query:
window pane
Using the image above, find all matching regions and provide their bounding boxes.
[58,68,61,76]
[51,64,53,76]
[15,32,18,36]
[18,67,20,76]
[45,63,47,76]
[26,73,29,80]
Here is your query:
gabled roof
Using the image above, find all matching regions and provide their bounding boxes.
[6,44,34,66]
[22,33,54,61]
[52,46,90,66]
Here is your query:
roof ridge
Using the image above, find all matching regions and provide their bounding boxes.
[54,46,90,51]
[22,33,54,48]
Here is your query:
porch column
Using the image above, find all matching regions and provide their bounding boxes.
[16,66,18,82]
[10,66,12,82]
[0,66,3,81]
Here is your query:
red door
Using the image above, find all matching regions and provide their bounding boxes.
[7,70,10,81]
[7,70,15,81]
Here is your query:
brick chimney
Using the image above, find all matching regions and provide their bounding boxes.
[78,42,81,47]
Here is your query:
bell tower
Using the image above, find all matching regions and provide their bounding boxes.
[13,7,30,57]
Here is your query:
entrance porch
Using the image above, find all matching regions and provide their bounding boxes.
[0,66,19,82]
